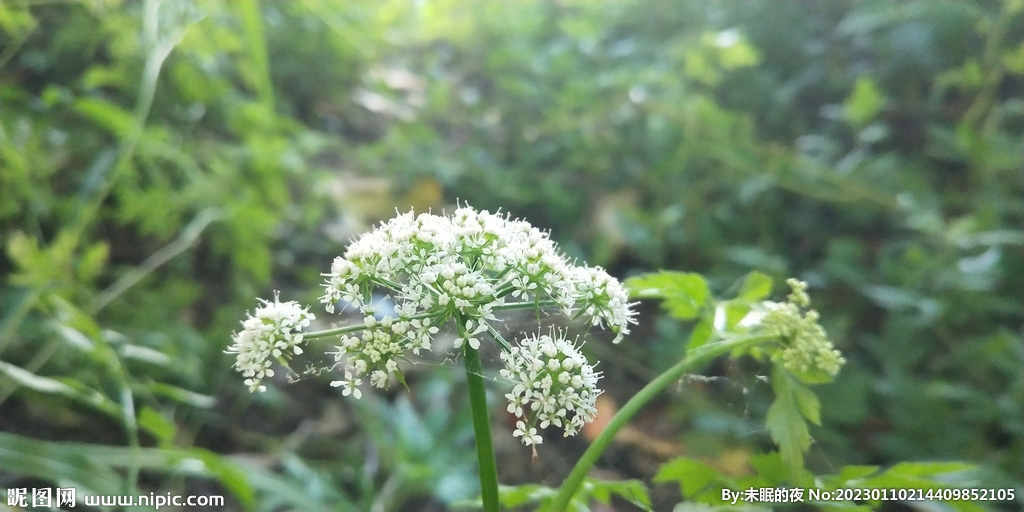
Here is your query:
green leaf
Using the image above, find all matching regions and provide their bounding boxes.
[844,77,883,127]
[718,301,752,331]
[748,452,788,486]
[496,484,556,508]
[236,0,275,109]
[883,461,975,477]
[766,364,810,479]
[627,271,709,320]
[791,380,822,425]
[584,478,652,511]
[138,406,177,445]
[0,432,294,510]
[787,364,838,385]
[737,271,773,301]
[146,381,216,408]
[627,272,676,299]
[0,436,124,495]
[75,241,109,283]
[688,319,713,349]
[74,97,135,139]
[0,361,120,417]
[718,36,759,69]
[654,457,723,498]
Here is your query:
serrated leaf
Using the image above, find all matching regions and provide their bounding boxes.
[654,457,723,498]
[766,365,809,479]
[627,271,709,320]
[791,380,821,425]
[738,271,773,301]
[626,272,676,298]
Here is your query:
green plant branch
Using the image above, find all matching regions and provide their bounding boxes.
[464,345,500,512]
[236,0,275,110]
[305,297,561,342]
[491,299,560,311]
[70,0,189,242]
[544,332,777,512]
[91,208,224,314]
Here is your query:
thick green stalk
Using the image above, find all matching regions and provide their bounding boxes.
[545,333,775,512]
[464,346,501,512]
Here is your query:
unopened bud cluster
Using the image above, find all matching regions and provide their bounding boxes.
[762,279,845,377]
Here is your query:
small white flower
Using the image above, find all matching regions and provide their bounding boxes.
[226,293,314,393]
[454,320,488,350]
[330,373,363,399]
[512,420,543,446]
[500,328,602,444]
[370,370,390,388]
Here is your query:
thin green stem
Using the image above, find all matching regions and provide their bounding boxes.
[485,322,512,352]
[304,298,554,343]
[544,333,776,512]
[301,311,433,340]
[491,299,559,311]
[91,208,223,313]
[303,323,369,340]
[464,346,500,512]
[71,0,185,241]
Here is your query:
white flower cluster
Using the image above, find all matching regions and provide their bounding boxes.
[499,330,601,446]
[762,279,845,378]
[226,294,315,392]
[321,205,636,395]
[326,303,438,398]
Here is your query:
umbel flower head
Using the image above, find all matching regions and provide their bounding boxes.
[761,279,845,379]
[228,204,636,448]
[500,329,601,445]
[226,293,315,392]
[319,205,636,395]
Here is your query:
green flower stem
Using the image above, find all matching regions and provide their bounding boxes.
[491,299,559,311]
[306,296,556,343]
[301,311,434,340]
[485,322,512,352]
[545,332,777,512]
[464,345,500,512]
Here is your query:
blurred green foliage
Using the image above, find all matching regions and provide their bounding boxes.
[1,0,1021,510]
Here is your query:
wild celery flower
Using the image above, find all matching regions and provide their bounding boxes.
[229,205,636,448]
[500,329,601,444]
[318,205,635,398]
[226,294,315,392]
[761,279,845,378]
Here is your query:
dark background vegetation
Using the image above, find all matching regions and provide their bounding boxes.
[0,0,1021,510]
